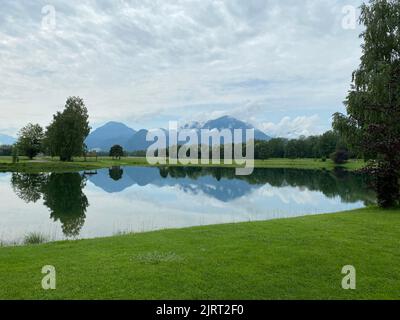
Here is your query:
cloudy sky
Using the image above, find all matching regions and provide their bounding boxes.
[0,0,364,137]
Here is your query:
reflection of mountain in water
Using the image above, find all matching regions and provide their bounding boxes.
[88,166,376,205]
[89,167,253,202]
[9,167,376,239]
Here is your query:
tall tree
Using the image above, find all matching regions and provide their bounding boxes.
[16,123,44,159]
[42,123,57,158]
[46,97,91,162]
[333,0,400,207]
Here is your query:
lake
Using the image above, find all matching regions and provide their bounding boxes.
[0,166,375,243]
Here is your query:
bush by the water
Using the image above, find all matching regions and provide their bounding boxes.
[330,150,349,165]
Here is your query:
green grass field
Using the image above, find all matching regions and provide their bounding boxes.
[0,156,366,173]
[1,207,399,300]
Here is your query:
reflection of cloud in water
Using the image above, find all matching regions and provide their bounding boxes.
[1,167,374,243]
[257,185,320,205]
[84,174,365,238]
[88,167,255,202]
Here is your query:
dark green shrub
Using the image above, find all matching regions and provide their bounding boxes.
[330,150,349,164]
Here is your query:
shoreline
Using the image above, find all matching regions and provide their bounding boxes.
[0,156,366,173]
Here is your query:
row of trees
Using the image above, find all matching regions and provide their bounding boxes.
[13,122,349,164]
[0,145,13,156]
[15,97,90,161]
[254,131,350,161]
[141,130,351,164]
[13,97,127,162]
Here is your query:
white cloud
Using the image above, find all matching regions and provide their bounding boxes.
[0,0,364,134]
[262,115,324,138]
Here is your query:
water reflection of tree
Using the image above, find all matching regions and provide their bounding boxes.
[11,172,89,238]
[159,167,169,178]
[157,167,376,205]
[11,173,47,203]
[109,166,123,181]
[42,173,89,237]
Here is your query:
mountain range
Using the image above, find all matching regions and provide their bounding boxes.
[0,134,16,145]
[85,121,136,152]
[85,116,271,152]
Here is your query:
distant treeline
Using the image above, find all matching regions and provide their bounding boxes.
[0,145,13,156]
[94,130,352,161]
[0,118,357,163]
[254,130,352,160]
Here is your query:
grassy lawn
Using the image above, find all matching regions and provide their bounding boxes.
[0,207,399,300]
[0,156,366,173]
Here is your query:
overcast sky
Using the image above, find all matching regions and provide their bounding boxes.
[0,0,364,137]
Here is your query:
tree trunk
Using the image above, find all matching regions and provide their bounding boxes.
[376,163,400,208]
[60,155,72,162]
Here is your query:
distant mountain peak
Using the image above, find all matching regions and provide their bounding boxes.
[203,116,252,128]
[177,115,271,144]
[85,115,270,152]
[102,121,130,127]
[85,122,136,151]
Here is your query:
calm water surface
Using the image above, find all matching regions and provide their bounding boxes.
[0,167,375,243]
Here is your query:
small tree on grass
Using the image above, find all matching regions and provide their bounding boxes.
[16,123,44,159]
[109,145,124,160]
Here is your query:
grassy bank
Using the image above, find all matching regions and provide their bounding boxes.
[0,156,365,173]
[0,207,399,300]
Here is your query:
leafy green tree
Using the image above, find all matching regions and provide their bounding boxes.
[267,138,287,158]
[285,140,299,159]
[45,97,90,162]
[333,0,400,207]
[307,136,321,158]
[251,131,354,160]
[109,144,124,159]
[42,123,57,158]
[318,131,339,159]
[16,123,44,159]
[254,141,269,159]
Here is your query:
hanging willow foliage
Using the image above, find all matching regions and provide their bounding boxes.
[333,0,400,207]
